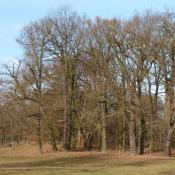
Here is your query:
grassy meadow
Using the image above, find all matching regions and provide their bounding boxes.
[0,145,175,175]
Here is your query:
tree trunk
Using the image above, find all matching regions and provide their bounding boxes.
[115,119,120,150]
[137,80,145,155]
[164,85,175,156]
[122,115,126,151]
[77,128,82,145]
[48,125,57,151]
[128,119,137,155]
[164,124,175,156]
[122,77,126,151]
[139,117,145,155]
[63,61,71,151]
[10,118,14,147]
[87,133,93,150]
[36,117,43,154]
[101,102,107,152]
[0,115,4,146]
[83,132,93,150]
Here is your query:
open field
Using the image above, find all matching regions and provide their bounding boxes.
[0,146,175,175]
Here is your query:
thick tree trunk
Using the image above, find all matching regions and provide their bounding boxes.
[63,61,76,151]
[83,133,87,149]
[0,115,4,146]
[164,85,175,156]
[36,117,43,154]
[67,114,72,150]
[97,129,101,149]
[139,117,145,155]
[101,102,107,152]
[63,108,71,150]
[83,133,93,150]
[63,61,71,151]
[0,126,4,146]
[101,125,107,152]
[77,128,82,145]
[149,119,154,153]
[87,133,93,150]
[71,129,77,149]
[48,125,57,151]
[128,119,137,155]
[115,119,121,150]
[164,124,175,156]
[165,133,172,156]
[122,77,126,151]
[10,118,14,147]
[115,121,119,150]
[122,115,126,151]
[137,80,145,155]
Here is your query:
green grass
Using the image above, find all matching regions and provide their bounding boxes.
[0,154,175,175]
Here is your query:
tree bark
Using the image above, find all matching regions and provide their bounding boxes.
[115,119,121,150]
[10,118,14,147]
[164,81,175,156]
[101,102,107,152]
[48,125,57,151]
[0,114,4,146]
[36,117,43,154]
[139,116,145,155]
[164,124,175,156]
[63,61,71,151]
[137,80,145,155]
[122,115,126,151]
[128,119,137,155]
[83,132,93,150]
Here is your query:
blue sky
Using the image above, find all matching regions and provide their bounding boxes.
[0,0,175,64]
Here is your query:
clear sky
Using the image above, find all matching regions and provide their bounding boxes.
[0,0,175,64]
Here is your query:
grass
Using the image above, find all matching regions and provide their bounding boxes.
[0,146,175,175]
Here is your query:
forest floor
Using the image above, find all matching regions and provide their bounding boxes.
[0,145,175,175]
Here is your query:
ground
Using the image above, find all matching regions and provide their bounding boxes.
[0,145,175,175]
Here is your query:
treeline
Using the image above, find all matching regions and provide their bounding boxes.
[1,7,175,156]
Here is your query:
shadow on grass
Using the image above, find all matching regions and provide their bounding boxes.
[0,168,97,175]
[0,154,173,170]
[159,169,175,175]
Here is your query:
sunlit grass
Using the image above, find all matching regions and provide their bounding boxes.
[0,145,174,175]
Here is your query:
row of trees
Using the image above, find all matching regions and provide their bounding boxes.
[1,7,175,156]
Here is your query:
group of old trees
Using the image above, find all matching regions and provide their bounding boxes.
[1,8,175,156]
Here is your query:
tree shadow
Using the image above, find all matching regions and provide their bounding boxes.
[0,154,174,172]
[159,169,175,175]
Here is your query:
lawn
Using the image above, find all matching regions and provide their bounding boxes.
[0,146,175,175]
